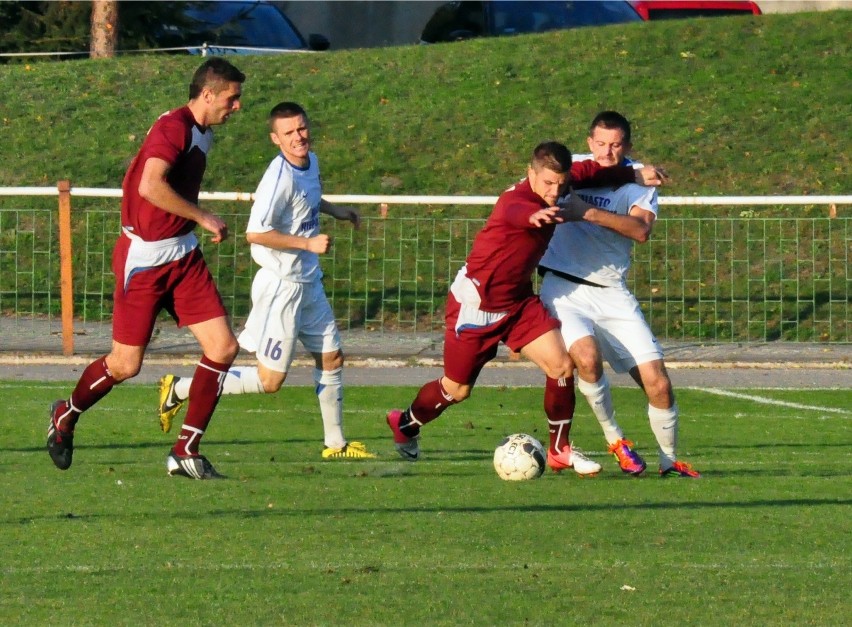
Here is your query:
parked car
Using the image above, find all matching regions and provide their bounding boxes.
[420,0,761,43]
[629,1,761,20]
[421,1,643,42]
[157,1,330,54]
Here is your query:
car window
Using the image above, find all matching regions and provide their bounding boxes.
[490,0,641,34]
[184,1,306,49]
[421,1,487,42]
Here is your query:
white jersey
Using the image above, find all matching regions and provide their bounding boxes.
[539,183,658,287]
[246,151,323,282]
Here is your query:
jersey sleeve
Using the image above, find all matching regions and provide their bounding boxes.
[495,191,545,229]
[247,160,290,234]
[143,115,185,165]
[571,160,635,189]
[630,185,659,217]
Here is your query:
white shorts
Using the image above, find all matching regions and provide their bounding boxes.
[539,271,663,373]
[238,267,341,372]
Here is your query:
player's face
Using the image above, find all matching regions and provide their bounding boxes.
[587,126,631,167]
[528,166,569,206]
[270,114,311,167]
[207,82,242,126]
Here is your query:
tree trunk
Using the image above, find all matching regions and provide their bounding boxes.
[90,0,118,59]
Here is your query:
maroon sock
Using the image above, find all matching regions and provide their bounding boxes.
[545,375,575,455]
[403,378,460,436]
[174,355,231,456]
[56,356,117,433]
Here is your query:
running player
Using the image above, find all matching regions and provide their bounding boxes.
[47,58,245,480]
[158,102,375,460]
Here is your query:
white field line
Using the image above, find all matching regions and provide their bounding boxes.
[687,387,851,416]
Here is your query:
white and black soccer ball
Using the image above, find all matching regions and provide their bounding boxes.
[493,433,546,481]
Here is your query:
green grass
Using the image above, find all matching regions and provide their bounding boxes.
[0,11,849,197]
[3,381,850,624]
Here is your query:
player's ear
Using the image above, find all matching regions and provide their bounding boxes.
[269,132,280,147]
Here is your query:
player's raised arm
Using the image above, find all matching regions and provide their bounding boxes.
[634,165,670,187]
[320,198,361,229]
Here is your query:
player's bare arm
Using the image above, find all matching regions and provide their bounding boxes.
[246,229,331,254]
[582,204,655,243]
[557,192,597,221]
[138,157,229,243]
[319,199,360,229]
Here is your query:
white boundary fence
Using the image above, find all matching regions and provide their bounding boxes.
[0,185,849,354]
[3,185,848,207]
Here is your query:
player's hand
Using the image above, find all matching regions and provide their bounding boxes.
[199,213,229,243]
[635,165,670,187]
[529,207,564,227]
[344,206,361,229]
[306,233,331,254]
[557,193,594,221]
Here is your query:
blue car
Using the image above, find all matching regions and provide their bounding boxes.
[420,0,643,43]
[158,1,330,54]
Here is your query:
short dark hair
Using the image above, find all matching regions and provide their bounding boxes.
[589,111,631,144]
[530,141,572,174]
[268,101,308,130]
[189,57,246,100]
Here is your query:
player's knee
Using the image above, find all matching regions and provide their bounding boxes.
[223,336,240,362]
[443,379,470,402]
[453,388,471,402]
[209,336,239,364]
[110,359,141,382]
[260,371,286,393]
[570,346,600,379]
[542,356,574,381]
[321,350,343,371]
[647,378,673,405]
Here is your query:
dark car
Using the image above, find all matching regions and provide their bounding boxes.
[157,1,330,54]
[629,1,762,20]
[420,0,643,43]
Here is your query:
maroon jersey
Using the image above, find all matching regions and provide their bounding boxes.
[121,106,212,241]
[464,161,635,311]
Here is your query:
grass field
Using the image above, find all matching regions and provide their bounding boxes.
[2,380,850,625]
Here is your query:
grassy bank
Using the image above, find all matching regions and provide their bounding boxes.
[0,10,849,197]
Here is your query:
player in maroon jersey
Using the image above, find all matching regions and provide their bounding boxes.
[47,58,245,480]
[386,141,660,473]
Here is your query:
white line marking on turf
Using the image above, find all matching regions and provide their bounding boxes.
[690,387,851,416]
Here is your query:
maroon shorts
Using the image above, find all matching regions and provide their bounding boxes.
[111,237,227,346]
[442,293,560,385]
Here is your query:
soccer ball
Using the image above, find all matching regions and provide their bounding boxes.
[493,433,546,481]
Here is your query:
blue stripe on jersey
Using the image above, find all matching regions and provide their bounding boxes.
[260,155,287,228]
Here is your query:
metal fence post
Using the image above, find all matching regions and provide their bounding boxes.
[58,179,74,356]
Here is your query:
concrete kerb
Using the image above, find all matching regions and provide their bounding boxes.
[1,321,850,389]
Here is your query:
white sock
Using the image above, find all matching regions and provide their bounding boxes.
[177,366,266,399]
[222,366,266,395]
[315,367,345,449]
[577,374,623,445]
[174,376,191,400]
[648,402,678,467]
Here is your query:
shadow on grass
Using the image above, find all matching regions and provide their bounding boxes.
[2,436,380,454]
[8,497,849,526]
[704,443,849,450]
